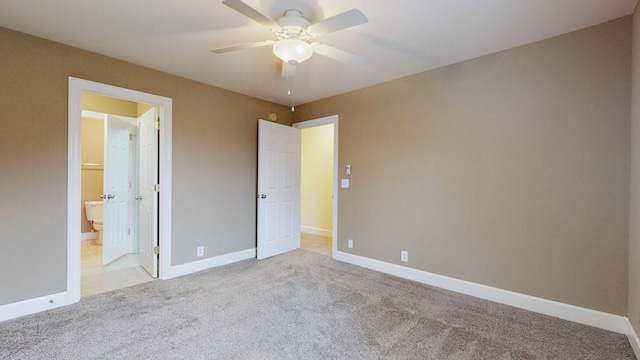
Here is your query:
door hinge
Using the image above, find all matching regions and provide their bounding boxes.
[128,228,131,235]
[154,121,160,130]
[153,246,159,255]
[129,133,133,141]
[154,184,160,192]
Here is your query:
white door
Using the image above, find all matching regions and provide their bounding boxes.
[137,107,158,277]
[103,115,130,265]
[257,120,301,260]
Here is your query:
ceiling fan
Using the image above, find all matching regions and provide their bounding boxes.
[211,0,368,77]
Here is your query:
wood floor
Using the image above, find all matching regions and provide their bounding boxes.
[81,240,154,298]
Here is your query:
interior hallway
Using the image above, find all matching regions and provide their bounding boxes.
[81,240,154,297]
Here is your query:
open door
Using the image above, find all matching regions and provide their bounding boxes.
[138,107,159,277]
[257,120,301,260]
[103,115,130,265]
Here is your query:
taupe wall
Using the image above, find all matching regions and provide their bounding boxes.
[294,17,631,315]
[629,5,640,333]
[0,27,292,305]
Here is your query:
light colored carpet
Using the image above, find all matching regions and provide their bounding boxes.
[1,249,635,359]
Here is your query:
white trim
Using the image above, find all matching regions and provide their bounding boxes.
[301,225,333,237]
[81,110,104,120]
[162,248,256,279]
[68,79,82,303]
[81,232,97,241]
[1,247,254,322]
[0,292,70,322]
[81,110,137,125]
[68,77,173,306]
[293,115,339,259]
[334,250,629,334]
[627,320,640,358]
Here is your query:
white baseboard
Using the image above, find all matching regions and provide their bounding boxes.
[1,248,256,323]
[627,320,640,359]
[162,248,256,280]
[334,250,629,334]
[81,232,97,241]
[0,292,72,322]
[301,226,332,237]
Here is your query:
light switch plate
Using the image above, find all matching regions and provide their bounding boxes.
[341,179,349,188]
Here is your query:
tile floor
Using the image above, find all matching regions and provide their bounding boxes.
[81,240,154,298]
[301,232,332,256]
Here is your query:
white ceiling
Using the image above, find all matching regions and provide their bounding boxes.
[0,0,636,106]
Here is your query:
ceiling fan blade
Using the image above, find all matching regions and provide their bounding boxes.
[222,0,282,31]
[307,8,368,36]
[281,61,296,77]
[210,40,275,54]
[311,43,365,67]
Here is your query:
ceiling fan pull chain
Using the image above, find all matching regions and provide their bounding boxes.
[289,77,295,112]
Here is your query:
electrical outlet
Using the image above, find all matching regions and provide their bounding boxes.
[348,239,353,249]
[197,246,204,257]
[401,250,408,262]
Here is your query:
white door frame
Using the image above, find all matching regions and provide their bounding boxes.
[68,77,173,303]
[293,115,339,258]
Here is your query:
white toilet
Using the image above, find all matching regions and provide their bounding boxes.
[85,201,104,244]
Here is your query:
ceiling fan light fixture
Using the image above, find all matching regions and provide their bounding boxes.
[273,39,313,65]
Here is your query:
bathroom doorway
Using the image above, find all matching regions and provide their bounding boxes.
[80,93,157,297]
[68,77,173,304]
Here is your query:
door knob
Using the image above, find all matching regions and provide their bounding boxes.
[258,194,267,199]
[135,195,143,200]
[107,194,115,199]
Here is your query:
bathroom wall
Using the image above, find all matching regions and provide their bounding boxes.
[80,117,104,233]
[300,124,334,236]
[83,92,138,116]
[137,103,154,117]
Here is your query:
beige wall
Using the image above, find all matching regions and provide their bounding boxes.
[0,27,292,305]
[301,124,334,234]
[294,17,631,315]
[629,5,640,335]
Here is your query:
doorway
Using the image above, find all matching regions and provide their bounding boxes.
[68,77,173,304]
[294,115,338,258]
[256,115,338,260]
[79,96,157,297]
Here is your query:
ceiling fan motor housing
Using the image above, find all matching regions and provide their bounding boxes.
[276,9,311,40]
